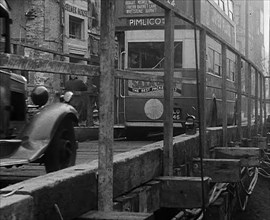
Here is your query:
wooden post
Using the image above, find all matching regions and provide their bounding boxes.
[236,55,242,140]
[255,70,258,134]
[260,74,263,134]
[199,29,207,156]
[247,63,251,137]
[263,77,267,135]
[221,44,227,147]
[163,9,174,176]
[98,0,115,211]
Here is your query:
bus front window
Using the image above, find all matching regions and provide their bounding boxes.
[128,42,182,69]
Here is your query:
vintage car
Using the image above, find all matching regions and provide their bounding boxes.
[0,70,79,173]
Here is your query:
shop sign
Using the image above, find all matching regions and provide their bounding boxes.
[64,3,89,17]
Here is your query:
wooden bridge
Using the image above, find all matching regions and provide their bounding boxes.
[0,126,267,219]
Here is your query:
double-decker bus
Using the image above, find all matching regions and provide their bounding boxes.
[114,0,200,137]
[113,0,265,138]
[115,28,198,137]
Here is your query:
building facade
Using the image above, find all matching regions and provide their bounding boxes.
[234,0,265,71]
[7,0,100,98]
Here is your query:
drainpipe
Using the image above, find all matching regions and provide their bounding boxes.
[60,0,66,86]
[245,0,249,59]
[60,0,65,56]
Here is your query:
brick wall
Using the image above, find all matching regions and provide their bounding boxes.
[24,0,62,100]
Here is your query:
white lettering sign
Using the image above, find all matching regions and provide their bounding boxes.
[129,18,165,26]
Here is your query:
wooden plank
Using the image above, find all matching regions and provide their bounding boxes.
[241,138,253,147]
[114,180,161,213]
[157,176,210,208]
[192,158,241,182]
[0,54,171,82]
[163,9,174,176]
[1,142,163,220]
[0,195,34,220]
[115,69,163,82]
[251,136,267,150]
[214,147,261,167]
[11,40,93,62]
[0,54,165,81]
[113,148,162,198]
[0,53,99,76]
[76,211,154,220]
[114,190,140,212]
[98,0,115,211]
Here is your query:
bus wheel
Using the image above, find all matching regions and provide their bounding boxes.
[210,98,218,127]
[44,118,77,173]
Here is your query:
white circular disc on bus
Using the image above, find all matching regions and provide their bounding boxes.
[144,99,163,120]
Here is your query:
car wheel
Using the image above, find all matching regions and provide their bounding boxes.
[44,118,77,173]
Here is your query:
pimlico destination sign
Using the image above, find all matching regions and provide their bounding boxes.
[128,17,165,26]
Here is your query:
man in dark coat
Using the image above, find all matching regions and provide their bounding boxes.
[65,76,87,91]
[65,76,88,125]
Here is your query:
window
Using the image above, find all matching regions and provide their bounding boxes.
[207,48,214,74]
[69,16,83,39]
[260,10,264,34]
[128,42,183,69]
[251,69,255,96]
[228,0,233,20]
[226,58,235,81]
[214,51,221,75]
[207,48,221,76]
[230,60,235,81]
[224,0,229,15]
[219,0,225,11]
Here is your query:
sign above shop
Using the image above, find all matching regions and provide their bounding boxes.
[64,3,89,17]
